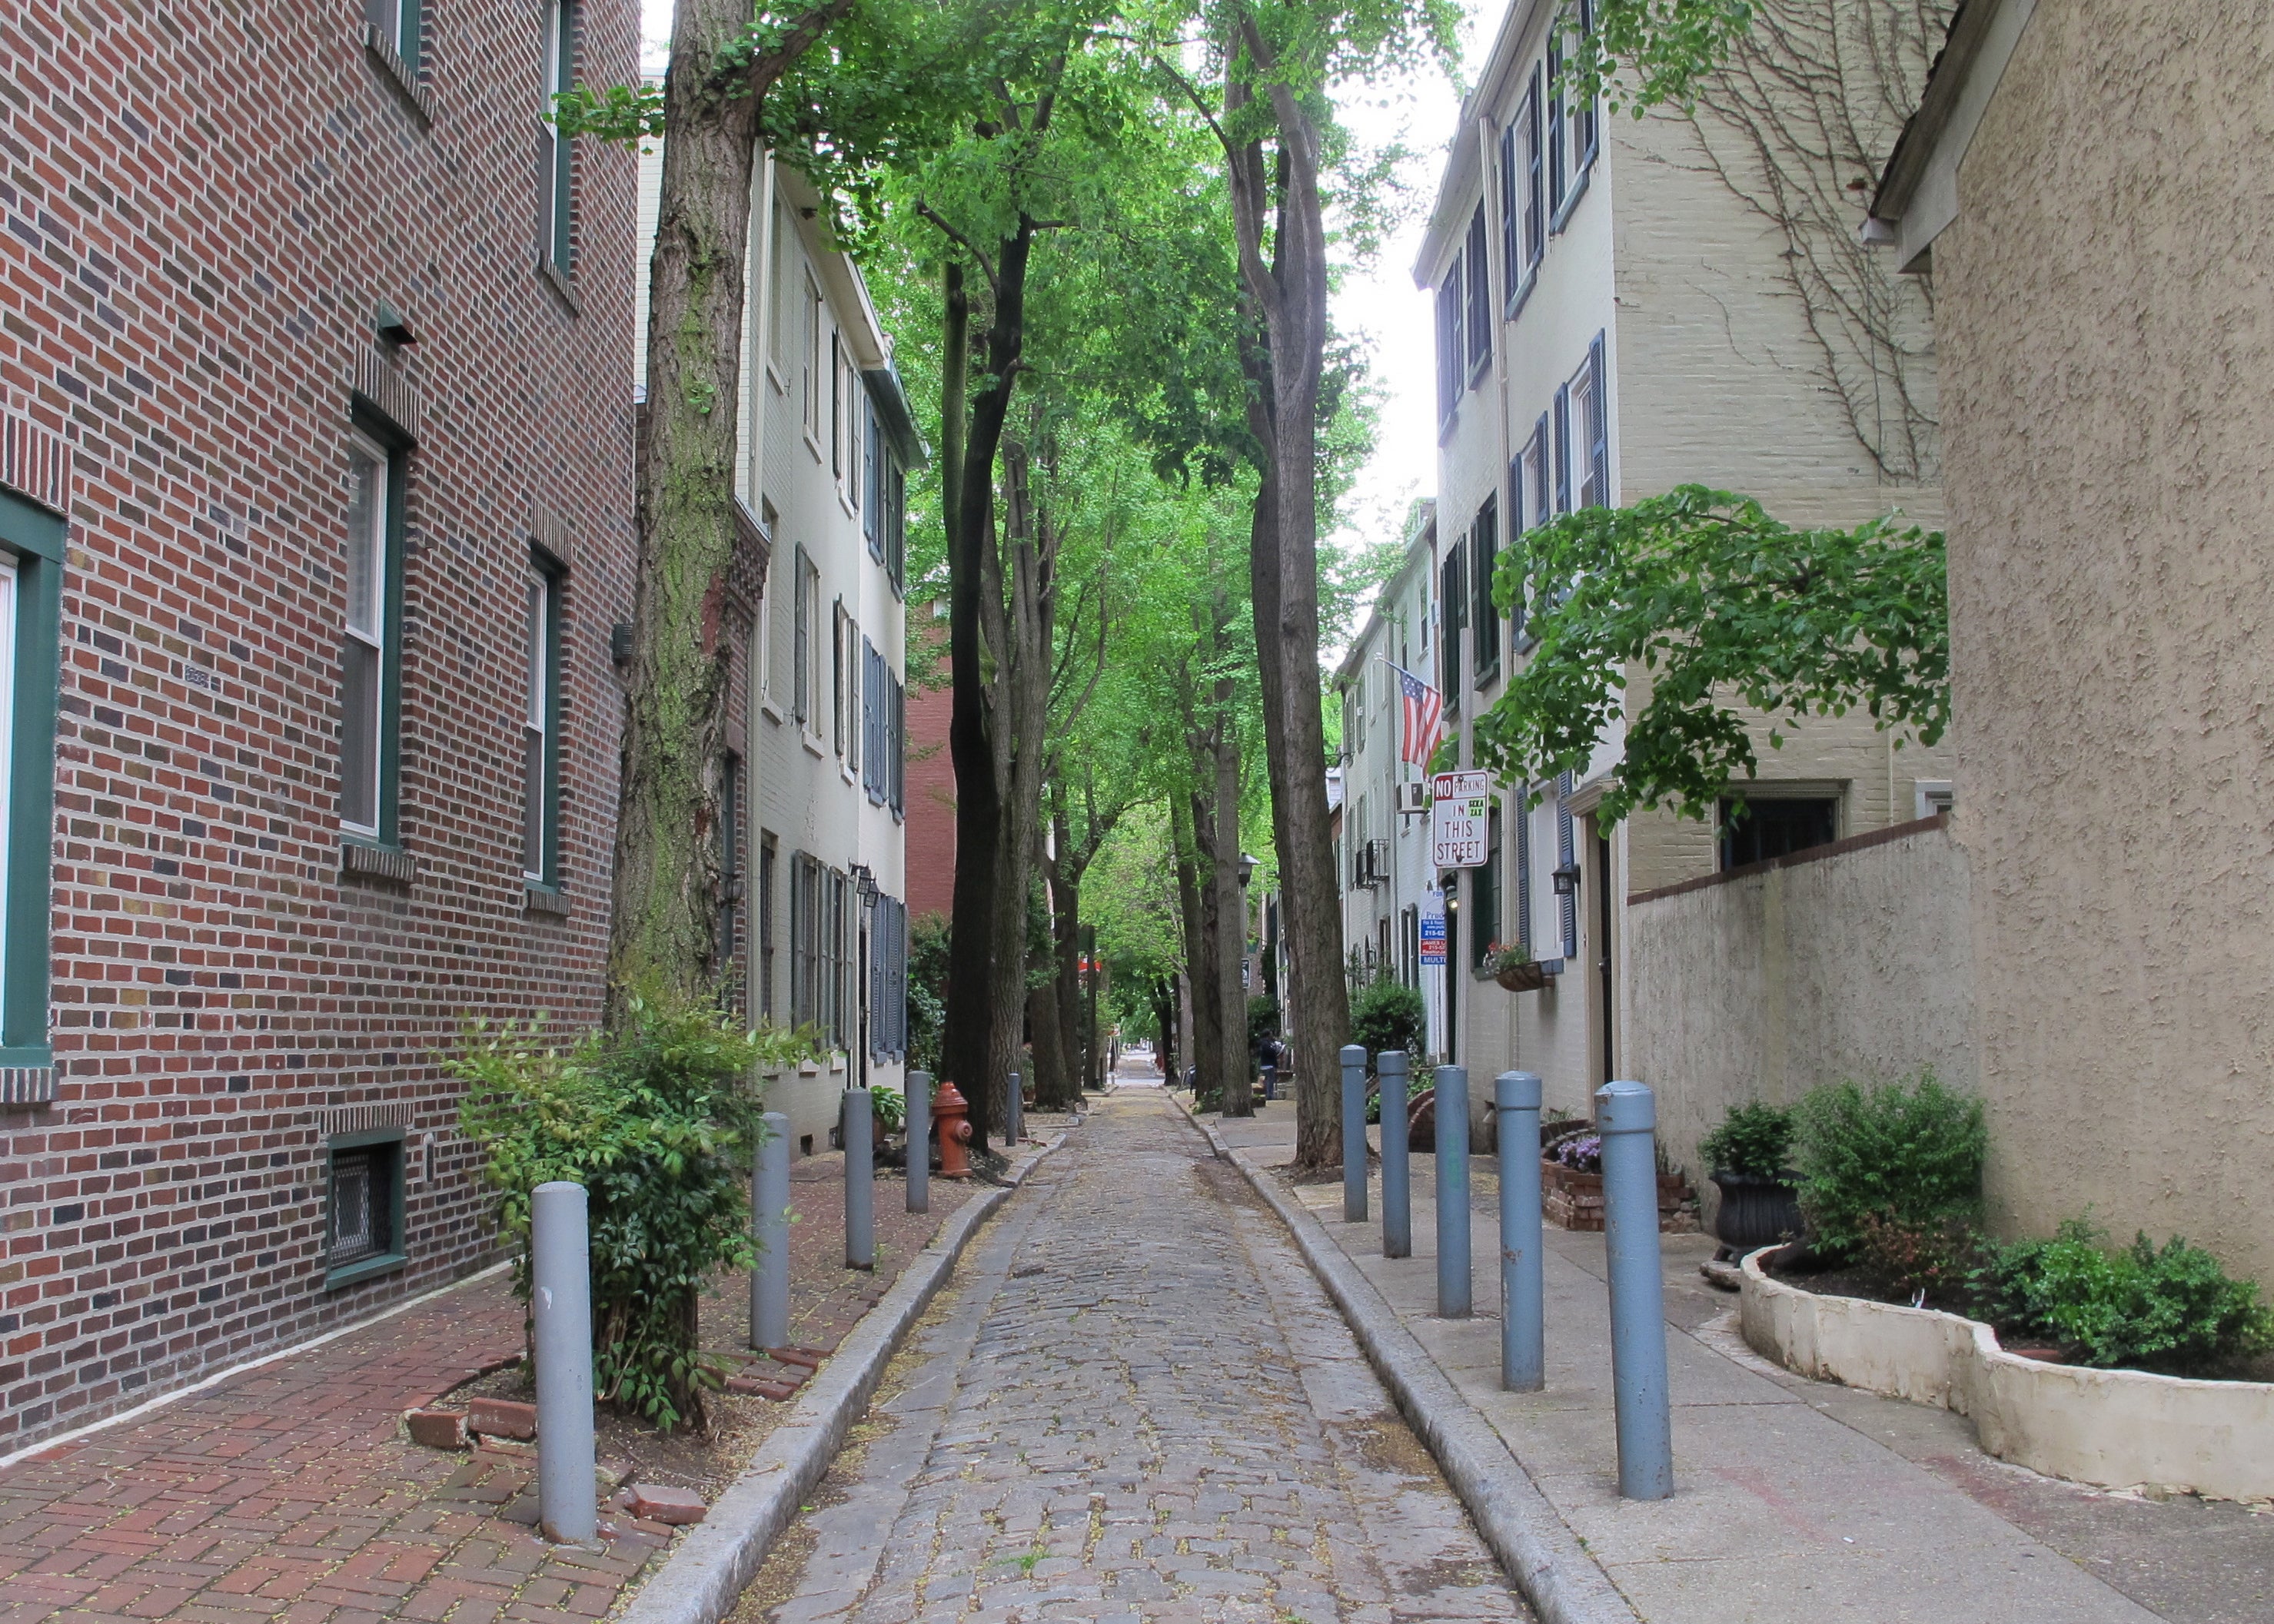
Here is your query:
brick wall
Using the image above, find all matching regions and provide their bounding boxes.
[903,613,955,922]
[0,0,639,1450]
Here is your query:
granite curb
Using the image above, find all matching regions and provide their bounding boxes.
[611,1129,1072,1624]
[1169,1095,1638,1624]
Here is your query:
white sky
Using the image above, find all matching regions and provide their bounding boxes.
[635,0,1489,570]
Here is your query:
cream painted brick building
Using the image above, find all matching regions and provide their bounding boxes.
[1414,0,1954,1139]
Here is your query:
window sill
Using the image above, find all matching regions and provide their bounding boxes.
[802,732,826,759]
[1550,164,1593,237]
[1505,272,1538,325]
[524,883,570,917]
[325,1250,408,1291]
[766,364,789,397]
[0,1053,56,1108]
[537,257,580,315]
[362,25,433,125]
[760,699,786,724]
[805,432,824,463]
[1438,407,1460,447]
[1468,353,1491,391]
[341,839,417,887]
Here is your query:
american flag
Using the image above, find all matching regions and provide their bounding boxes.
[1392,663,1445,768]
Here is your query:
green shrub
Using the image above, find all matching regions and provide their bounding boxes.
[455,992,816,1431]
[1349,974,1425,1064]
[1975,1218,2274,1376]
[906,913,951,1076]
[1792,1071,1984,1257]
[1854,1213,1981,1305]
[1698,1101,1794,1180]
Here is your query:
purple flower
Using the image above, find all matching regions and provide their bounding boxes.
[1553,1134,1602,1173]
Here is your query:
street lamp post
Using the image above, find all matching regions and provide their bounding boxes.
[849,863,879,1093]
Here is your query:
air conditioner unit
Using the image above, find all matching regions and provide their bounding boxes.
[1395,782,1431,818]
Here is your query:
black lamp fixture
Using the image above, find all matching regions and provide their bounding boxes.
[1237,852,1259,888]
[849,862,879,907]
[1551,858,1582,898]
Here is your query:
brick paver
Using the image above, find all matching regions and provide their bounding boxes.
[741,1089,1528,1623]
[0,1152,976,1624]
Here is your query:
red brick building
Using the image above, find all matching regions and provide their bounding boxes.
[903,609,956,922]
[0,0,640,1451]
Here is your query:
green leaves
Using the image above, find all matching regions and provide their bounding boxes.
[454,993,816,1431]
[1563,0,1756,116]
[1471,485,1947,825]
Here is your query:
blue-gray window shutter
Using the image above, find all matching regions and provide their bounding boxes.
[1515,789,1532,951]
[1557,772,1577,959]
[1553,385,1571,514]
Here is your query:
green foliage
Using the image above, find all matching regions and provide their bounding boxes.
[871,1080,906,1130]
[1976,1220,2274,1376]
[1853,1212,1979,1305]
[1248,995,1282,1052]
[906,912,951,1076]
[1791,1072,1984,1259]
[1348,974,1425,1065]
[1564,0,1757,116]
[1476,487,1947,825]
[1698,1099,1794,1180]
[454,994,816,1430]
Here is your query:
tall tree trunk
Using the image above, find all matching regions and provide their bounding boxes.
[1222,28,1349,1170]
[1172,794,1221,1102]
[939,262,1001,1134]
[1049,812,1084,1107]
[1152,976,1179,1088]
[1212,694,1252,1117]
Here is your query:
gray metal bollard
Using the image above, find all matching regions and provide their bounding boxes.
[1598,1079,1674,1499]
[1378,1051,1411,1258]
[1435,1066,1471,1317]
[905,1071,931,1214]
[751,1111,790,1350]
[1496,1072,1544,1391]
[531,1181,595,1544]
[1340,1044,1368,1224]
[844,1089,875,1270]
[1006,1071,1024,1147]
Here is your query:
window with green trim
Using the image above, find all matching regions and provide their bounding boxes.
[325,1128,407,1288]
[539,0,577,274]
[0,490,60,1088]
[341,420,407,845]
[522,553,563,885]
[364,0,424,75]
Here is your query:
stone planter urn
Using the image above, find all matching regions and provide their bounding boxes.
[1710,1171,1804,1256]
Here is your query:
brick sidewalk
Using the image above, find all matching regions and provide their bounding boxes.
[0,1153,982,1624]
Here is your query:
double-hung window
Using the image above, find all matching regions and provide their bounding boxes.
[1502,72,1544,307]
[884,457,906,596]
[1572,333,1609,510]
[1512,417,1549,647]
[522,554,562,886]
[793,546,816,730]
[539,1,576,274]
[1464,204,1491,380]
[1435,258,1465,426]
[1471,805,1502,971]
[1549,2,1599,229]
[341,427,404,843]
[831,600,849,759]
[756,832,778,1018]
[0,490,61,1098]
[863,400,882,556]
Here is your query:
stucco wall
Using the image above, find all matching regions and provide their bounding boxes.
[1930,3,2274,1284]
[1625,820,1976,1187]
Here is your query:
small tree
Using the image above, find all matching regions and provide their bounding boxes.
[1474,486,1947,825]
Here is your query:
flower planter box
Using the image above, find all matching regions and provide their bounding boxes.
[1738,1247,2274,1499]
[1492,961,1548,992]
[1541,1160,1694,1233]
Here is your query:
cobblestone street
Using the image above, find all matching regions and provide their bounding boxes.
[739,1088,1528,1624]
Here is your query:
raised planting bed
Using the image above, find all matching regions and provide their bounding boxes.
[1738,1246,2274,1500]
[1541,1160,1697,1233]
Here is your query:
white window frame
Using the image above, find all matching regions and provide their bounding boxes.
[0,556,15,994]
[521,562,556,883]
[341,430,390,839]
[539,0,573,274]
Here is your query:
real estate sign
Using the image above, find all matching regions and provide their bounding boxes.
[1419,905,1446,965]
[1430,771,1492,868]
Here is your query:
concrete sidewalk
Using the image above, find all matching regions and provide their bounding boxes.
[1199,1101,2272,1624]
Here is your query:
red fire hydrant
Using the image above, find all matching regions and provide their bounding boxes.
[933,1081,975,1179]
